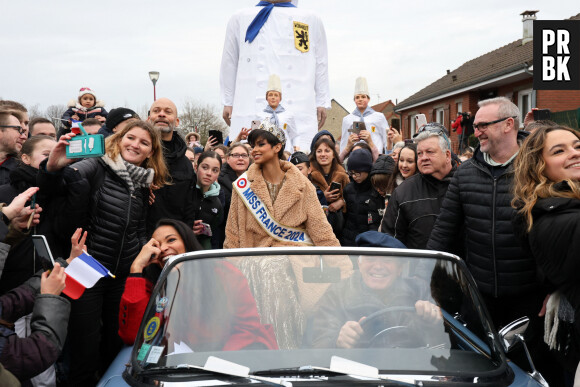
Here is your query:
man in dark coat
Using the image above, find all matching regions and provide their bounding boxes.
[146,98,196,235]
[426,97,562,385]
[381,125,455,251]
[0,108,27,185]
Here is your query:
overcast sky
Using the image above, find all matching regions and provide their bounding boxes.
[1,1,578,117]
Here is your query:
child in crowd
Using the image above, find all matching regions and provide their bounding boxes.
[193,151,223,249]
[61,87,108,130]
[370,154,396,208]
[341,149,384,247]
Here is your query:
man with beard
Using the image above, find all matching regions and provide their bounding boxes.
[0,109,28,185]
[146,98,196,234]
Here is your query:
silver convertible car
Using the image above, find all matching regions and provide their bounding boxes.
[98,247,548,386]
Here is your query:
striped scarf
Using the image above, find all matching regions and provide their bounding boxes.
[102,154,154,192]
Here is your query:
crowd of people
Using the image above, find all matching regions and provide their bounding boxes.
[0,90,579,387]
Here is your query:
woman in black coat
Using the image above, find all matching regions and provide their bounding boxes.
[216,143,250,247]
[0,135,56,294]
[40,120,168,385]
[512,125,580,379]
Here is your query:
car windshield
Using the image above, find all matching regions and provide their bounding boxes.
[131,247,505,380]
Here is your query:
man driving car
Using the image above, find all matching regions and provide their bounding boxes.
[309,233,444,349]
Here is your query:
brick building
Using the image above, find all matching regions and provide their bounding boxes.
[394,11,580,152]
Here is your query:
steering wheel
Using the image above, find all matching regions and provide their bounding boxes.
[358,306,425,348]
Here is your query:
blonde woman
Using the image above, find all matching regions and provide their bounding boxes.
[40,120,167,385]
[512,125,580,380]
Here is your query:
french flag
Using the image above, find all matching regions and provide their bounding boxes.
[63,252,115,300]
[70,119,82,135]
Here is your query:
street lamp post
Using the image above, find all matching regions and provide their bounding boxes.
[148,71,160,101]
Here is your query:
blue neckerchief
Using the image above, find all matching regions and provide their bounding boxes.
[245,1,297,43]
[352,106,376,118]
[263,104,286,127]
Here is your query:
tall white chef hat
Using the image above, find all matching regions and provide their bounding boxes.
[267,74,282,94]
[354,77,369,98]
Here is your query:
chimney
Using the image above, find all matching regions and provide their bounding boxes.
[446,69,450,75]
[520,10,538,45]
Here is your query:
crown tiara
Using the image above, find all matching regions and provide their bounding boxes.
[258,118,286,145]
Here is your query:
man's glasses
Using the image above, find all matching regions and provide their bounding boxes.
[348,171,363,178]
[0,125,27,135]
[230,153,249,159]
[473,116,516,131]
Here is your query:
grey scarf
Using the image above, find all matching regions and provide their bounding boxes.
[102,154,154,192]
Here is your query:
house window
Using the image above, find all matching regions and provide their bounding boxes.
[436,108,444,124]
[518,89,532,128]
[457,102,463,115]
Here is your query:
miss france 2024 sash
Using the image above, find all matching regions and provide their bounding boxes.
[233,172,313,245]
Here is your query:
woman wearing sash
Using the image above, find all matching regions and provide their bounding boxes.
[224,119,350,349]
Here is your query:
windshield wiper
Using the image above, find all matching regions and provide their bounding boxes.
[141,356,292,386]
[254,356,416,386]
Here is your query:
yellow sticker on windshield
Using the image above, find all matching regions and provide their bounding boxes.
[144,316,160,341]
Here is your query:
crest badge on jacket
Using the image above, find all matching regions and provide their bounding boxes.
[293,21,309,52]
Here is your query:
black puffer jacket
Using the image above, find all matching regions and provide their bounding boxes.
[515,184,580,324]
[38,158,149,277]
[427,138,538,298]
[381,166,456,250]
[146,132,196,235]
[192,182,223,250]
[341,177,384,246]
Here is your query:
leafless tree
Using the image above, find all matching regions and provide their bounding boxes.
[45,104,68,129]
[178,101,228,144]
[26,104,44,119]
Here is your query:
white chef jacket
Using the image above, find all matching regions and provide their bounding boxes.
[255,108,298,153]
[340,109,389,154]
[220,5,330,152]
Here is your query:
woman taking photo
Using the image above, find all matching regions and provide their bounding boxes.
[193,150,223,249]
[512,125,580,383]
[40,120,167,385]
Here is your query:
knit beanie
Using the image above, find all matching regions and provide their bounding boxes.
[347,149,372,172]
[106,108,139,130]
[370,154,396,176]
[78,87,97,100]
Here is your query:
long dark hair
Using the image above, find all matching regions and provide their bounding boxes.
[143,219,203,283]
[155,218,203,252]
[385,143,417,194]
[310,137,340,180]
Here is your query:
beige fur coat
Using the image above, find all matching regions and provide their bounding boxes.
[224,160,340,248]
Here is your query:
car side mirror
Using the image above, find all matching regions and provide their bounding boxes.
[499,316,549,387]
[498,316,529,353]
